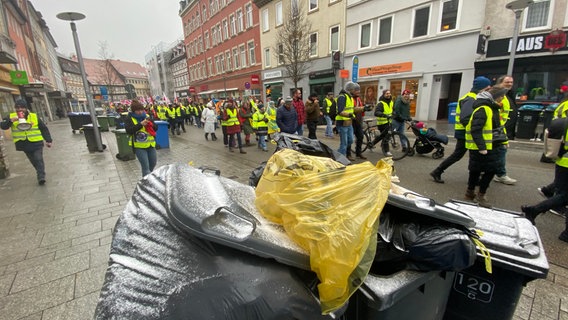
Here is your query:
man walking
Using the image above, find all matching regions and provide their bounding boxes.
[493,75,517,185]
[1,99,53,185]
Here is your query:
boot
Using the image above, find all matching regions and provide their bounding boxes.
[205,133,209,141]
[211,133,218,141]
[229,147,235,153]
[239,148,247,154]
[476,193,492,208]
[465,189,475,201]
[521,205,539,225]
[430,169,444,183]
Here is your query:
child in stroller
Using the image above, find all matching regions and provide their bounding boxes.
[407,121,448,159]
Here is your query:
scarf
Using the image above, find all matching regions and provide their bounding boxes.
[131,112,147,122]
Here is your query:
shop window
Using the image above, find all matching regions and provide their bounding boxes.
[378,16,392,45]
[523,0,552,31]
[439,0,459,32]
[413,5,430,38]
[359,22,372,49]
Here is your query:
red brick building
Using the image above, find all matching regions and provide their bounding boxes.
[179,0,262,101]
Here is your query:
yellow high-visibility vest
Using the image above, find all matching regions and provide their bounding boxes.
[465,106,493,151]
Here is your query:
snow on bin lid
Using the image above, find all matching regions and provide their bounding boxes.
[519,104,544,111]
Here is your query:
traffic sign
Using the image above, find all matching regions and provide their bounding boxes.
[245,82,251,89]
[352,56,359,83]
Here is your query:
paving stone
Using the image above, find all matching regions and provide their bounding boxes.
[55,239,100,260]
[532,290,561,319]
[75,212,111,226]
[4,253,55,274]
[26,240,71,259]
[0,273,15,297]
[41,220,102,246]
[71,229,112,247]
[100,235,113,246]
[0,275,74,320]
[89,245,111,267]
[17,312,42,320]
[11,251,89,293]
[75,265,107,298]
[42,291,100,320]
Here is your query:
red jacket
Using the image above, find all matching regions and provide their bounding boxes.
[292,98,305,125]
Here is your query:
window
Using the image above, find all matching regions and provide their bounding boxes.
[204,31,210,49]
[198,36,203,53]
[330,25,339,52]
[278,44,284,64]
[359,22,371,49]
[210,0,215,15]
[276,2,283,26]
[226,51,232,71]
[223,19,229,40]
[230,14,236,35]
[212,26,218,46]
[220,0,226,8]
[237,9,244,32]
[233,48,240,69]
[217,24,223,42]
[378,16,392,45]
[440,0,459,32]
[203,4,207,20]
[240,44,247,67]
[219,55,225,73]
[291,0,299,16]
[215,56,220,74]
[248,41,256,65]
[309,0,318,11]
[264,48,271,67]
[413,6,430,38]
[245,3,253,28]
[208,58,213,76]
[309,33,318,56]
[524,0,552,30]
[262,9,269,32]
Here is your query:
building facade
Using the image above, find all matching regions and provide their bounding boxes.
[58,54,85,112]
[169,40,190,100]
[180,0,262,101]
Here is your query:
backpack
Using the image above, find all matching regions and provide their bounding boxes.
[543,117,568,160]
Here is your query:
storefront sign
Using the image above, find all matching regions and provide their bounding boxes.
[200,85,208,91]
[339,69,349,78]
[264,70,282,79]
[309,69,335,79]
[189,86,196,93]
[544,30,567,52]
[10,70,28,85]
[486,31,568,57]
[359,62,413,77]
[251,74,259,84]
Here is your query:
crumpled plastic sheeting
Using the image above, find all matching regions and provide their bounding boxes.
[95,164,333,320]
[255,150,392,314]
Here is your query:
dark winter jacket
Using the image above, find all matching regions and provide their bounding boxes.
[276,105,298,134]
[467,94,501,172]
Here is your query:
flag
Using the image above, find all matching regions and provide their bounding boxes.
[163,92,170,104]
[140,96,147,105]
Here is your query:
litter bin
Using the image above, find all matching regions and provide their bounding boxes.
[442,201,549,320]
[542,104,557,134]
[516,105,543,139]
[448,102,458,125]
[112,129,135,161]
[107,114,117,127]
[82,124,105,153]
[97,116,110,132]
[155,120,170,149]
[68,112,92,134]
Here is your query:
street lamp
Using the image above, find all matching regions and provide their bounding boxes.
[56,12,104,152]
[505,0,533,76]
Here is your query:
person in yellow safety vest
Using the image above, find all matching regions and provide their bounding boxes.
[124,99,158,177]
[464,86,509,208]
[492,75,518,185]
[252,105,269,151]
[157,104,168,120]
[195,103,203,128]
[554,85,568,119]
[0,98,53,185]
[166,104,179,135]
[522,96,568,240]
[335,81,360,158]
[371,89,395,157]
[430,76,492,183]
[322,92,337,138]
[221,99,246,154]
[174,103,186,133]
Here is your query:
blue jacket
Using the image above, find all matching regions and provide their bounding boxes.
[276,105,298,134]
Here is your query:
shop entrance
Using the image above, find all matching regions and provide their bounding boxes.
[309,83,334,101]
[390,79,419,117]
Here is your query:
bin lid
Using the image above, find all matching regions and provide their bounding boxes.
[444,200,549,279]
[388,184,476,228]
[448,102,458,108]
[546,103,559,111]
[519,104,544,111]
[155,120,169,125]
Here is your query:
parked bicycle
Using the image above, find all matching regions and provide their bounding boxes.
[351,118,410,160]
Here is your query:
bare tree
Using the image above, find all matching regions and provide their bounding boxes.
[273,0,313,89]
[97,41,121,101]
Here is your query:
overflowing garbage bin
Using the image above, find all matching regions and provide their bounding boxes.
[112,129,135,161]
[68,112,92,134]
[442,201,549,320]
[154,120,170,149]
[82,124,105,153]
[516,104,543,139]
[97,116,110,132]
[448,102,458,125]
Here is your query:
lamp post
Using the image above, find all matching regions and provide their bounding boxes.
[505,0,533,76]
[57,12,104,152]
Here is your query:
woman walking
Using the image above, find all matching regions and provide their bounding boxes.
[125,100,158,177]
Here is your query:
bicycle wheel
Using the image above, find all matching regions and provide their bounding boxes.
[350,129,374,154]
[388,131,410,160]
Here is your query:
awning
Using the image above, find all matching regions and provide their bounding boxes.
[308,76,335,85]
[0,85,19,95]
[263,80,284,86]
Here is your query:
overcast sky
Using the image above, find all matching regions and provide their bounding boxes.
[32,0,183,65]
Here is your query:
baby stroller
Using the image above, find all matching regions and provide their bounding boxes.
[407,121,447,159]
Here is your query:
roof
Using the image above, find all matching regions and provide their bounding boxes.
[109,60,148,79]
[83,58,125,86]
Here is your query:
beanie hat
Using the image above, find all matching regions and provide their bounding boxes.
[415,121,425,129]
[560,85,568,93]
[472,76,491,91]
[15,98,27,108]
[402,89,411,95]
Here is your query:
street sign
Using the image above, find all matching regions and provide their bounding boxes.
[352,56,359,83]
[244,82,251,89]
[251,75,259,84]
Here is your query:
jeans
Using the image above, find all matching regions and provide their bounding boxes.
[229,132,243,149]
[530,165,568,216]
[295,123,304,136]
[135,147,157,177]
[392,119,408,148]
[337,125,353,155]
[435,138,467,173]
[24,147,45,181]
[495,144,507,177]
[258,133,267,150]
[351,121,364,156]
[324,115,333,137]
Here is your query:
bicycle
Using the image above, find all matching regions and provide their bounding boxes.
[351,118,410,161]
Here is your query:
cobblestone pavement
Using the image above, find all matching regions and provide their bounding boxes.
[0,119,566,319]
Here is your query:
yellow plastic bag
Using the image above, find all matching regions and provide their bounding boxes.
[255,149,392,313]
